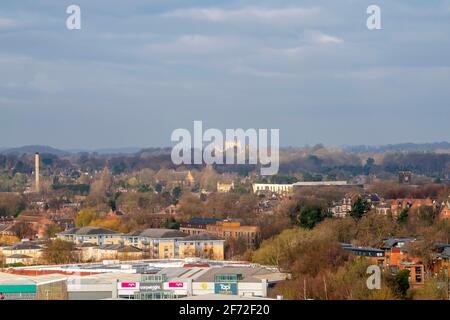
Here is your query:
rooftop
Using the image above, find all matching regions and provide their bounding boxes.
[182,218,219,226]
[7,254,33,259]
[129,228,187,239]
[98,244,141,253]
[58,226,119,236]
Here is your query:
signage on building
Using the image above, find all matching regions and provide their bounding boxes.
[140,283,162,291]
[214,283,238,295]
[0,285,37,293]
[168,282,184,288]
[120,282,138,289]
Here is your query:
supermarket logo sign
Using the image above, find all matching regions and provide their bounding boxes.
[120,282,137,288]
[168,282,184,288]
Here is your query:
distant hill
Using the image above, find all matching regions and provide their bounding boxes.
[344,142,450,153]
[0,145,70,156]
[67,147,143,155]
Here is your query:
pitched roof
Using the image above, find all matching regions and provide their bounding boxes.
[99,244,142,252]
[10,242,42,250]
[132,228,187,239]
[441,247,450,258]
[7,254,33,259]
[59,226,118,236]
[186,218,219,225]
[381,237,415,249]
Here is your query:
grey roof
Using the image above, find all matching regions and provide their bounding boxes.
[366,193,381,202]
[59,226,119,236]
[0,224,13,233]
[7,254,33,259]
[183,218,219,225]
[343,246,385,254]
[99,244,141,252]
[381,237,415,249]
[441,247,450,258]
[194,266,276,283]
[181,233,223,241]
[131,228,188,239]
[7,243,42,250]
[126,230,142,237]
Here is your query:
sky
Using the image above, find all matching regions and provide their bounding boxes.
[0,0,450,149]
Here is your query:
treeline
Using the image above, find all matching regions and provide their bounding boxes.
[1,148,450,180]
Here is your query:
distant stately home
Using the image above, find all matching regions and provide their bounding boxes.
[57,226,224,261]
[330,193,381,218]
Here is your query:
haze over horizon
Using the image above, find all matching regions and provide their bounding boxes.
[1,0,450,149]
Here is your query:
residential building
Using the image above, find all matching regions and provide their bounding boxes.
[123,228,225,260]
[430,246,450,278]
[390,198,435,216]
[95,244,143,261]
[56,227,122,246]
[124,228,186,259]
[342,241,425,286]
[1,241,44,265]
[5,254,35,265]
[178,218,219,236]
[330,194,353,218]
[0,223,15,237]
[180,219,261,249]
[330,193,381,218]
[177,234,224,260]
[341,244,385,266]
[399,261,425,286]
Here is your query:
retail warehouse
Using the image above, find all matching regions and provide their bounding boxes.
[0,259,287,300]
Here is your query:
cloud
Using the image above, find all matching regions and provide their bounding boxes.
[163,6,321,25]
[305,31,343,45]
[0,18,17,30]
[258,30,343,59]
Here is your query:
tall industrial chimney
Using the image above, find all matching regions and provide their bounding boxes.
[35,152,40,192]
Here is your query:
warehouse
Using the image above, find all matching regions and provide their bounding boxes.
[67,272,140,300]
[4,259,287,300]
[0,273,68,300]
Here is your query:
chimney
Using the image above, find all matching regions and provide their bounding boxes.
[35,152,40,192]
